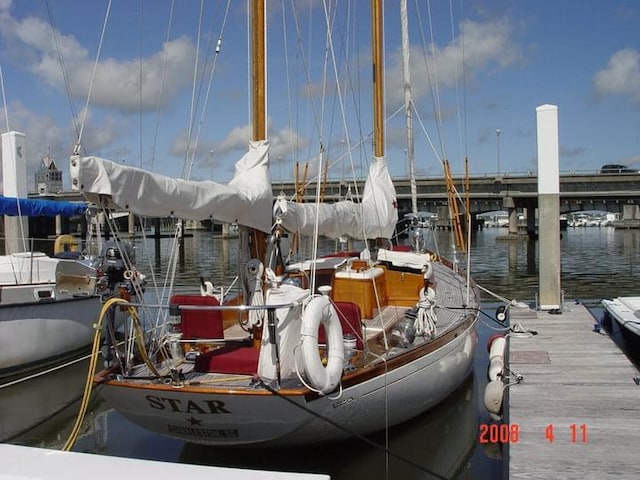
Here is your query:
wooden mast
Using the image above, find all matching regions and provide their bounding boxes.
[250,0,267,261]
[371,0,384,159]
[251,0,266,143]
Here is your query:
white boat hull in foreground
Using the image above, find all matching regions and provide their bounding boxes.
[0,444,329,480]
[602,296,640,353]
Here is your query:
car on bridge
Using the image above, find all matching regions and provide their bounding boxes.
[599,164,639,174]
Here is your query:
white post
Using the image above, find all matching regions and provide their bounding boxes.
[1,131,29,254]
[536,105,561,310]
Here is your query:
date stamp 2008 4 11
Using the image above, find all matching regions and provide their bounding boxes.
[478,423,588,444]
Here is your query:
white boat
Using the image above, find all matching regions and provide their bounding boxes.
[0,444,329,480]
[601,297,640,355]
[70,0,479,448]
[0,190,105,379]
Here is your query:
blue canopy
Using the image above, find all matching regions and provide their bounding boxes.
[0,196,86,217]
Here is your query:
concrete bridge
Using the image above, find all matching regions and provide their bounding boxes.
[34,171,640,238]
[275,170,640,232]
[275,171,640,217]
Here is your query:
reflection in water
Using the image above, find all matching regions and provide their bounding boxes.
[1,358,90,444]
[179,375,477,480]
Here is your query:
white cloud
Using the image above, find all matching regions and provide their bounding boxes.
[385,18,520,108]
[0,6,196,113]
[593,49,640,104]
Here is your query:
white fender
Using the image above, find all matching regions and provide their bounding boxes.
[483,379,504,421]
[300,296,344,394]
[423,261,434,281]
[488,336,506,381]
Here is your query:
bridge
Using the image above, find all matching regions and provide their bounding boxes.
[274,171,640,217]
[39,171,639,235]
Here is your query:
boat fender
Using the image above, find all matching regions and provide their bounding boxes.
[488,335,506,381]
[54,234,80,257]
[300,296,344,394]
[483,379,504,421]
[422,262,434,281]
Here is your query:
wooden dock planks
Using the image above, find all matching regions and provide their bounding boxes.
[507,302,640,479]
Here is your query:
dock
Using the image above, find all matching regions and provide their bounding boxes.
[507,301,640,479]
[0,444,330,480]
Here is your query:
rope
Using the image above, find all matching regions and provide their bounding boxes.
[476,283,529,308]
[0,351,92,390]
[415,287,437,338]
[61,297,150,451]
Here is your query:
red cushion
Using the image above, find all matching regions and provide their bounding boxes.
[194,346,260,375]
[170,295,223,339]
[318,301,364,350]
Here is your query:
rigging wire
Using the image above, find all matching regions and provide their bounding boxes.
[257,378,448,480]
[180,0,205,180]
[44,0,80,145]
[0,65,9,131]
[185,0,232,181]
[149,0,175,172]
[74,0,113,154]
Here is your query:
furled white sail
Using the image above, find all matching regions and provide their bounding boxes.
[70,140,273,233]
[274,156,398,240]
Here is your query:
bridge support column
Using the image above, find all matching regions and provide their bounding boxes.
[128,213,135,237]
[508,208,519,235]
[526,206,536,238]
[536,105,561,311]
[503,196,518,235]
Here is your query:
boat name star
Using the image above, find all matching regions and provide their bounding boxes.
[146,395,231,414]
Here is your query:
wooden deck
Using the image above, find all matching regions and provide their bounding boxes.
[507,302,640,479]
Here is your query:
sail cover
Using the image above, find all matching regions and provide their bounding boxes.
[0,196,86,217]
[275,157,398,240]
[71,141,273,233]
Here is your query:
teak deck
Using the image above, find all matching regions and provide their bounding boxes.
[506,302,640,479]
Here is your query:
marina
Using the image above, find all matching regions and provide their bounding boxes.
[1,227,638,478]
[0,1,638,478]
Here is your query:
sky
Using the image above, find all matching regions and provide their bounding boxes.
[0,0,638,194]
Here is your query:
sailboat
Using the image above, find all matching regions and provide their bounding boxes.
[0,133,143,380]
[0,192,102,379]
[72,0,479,447]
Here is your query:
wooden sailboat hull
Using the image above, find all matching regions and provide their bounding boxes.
[96,316,477,447]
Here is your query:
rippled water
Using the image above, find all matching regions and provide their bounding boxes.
[141,226,639,301]
[2,226,638,479]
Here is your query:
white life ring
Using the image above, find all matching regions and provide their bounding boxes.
[300,296,344,394]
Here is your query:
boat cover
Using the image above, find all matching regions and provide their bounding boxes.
[0,196,86,217]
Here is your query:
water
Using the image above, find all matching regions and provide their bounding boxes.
[2,227,638,478]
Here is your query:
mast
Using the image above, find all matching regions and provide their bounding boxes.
[400,0,418,217]
[251,0,266,142]
[371,0,384,158]
[249,0,267,261]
